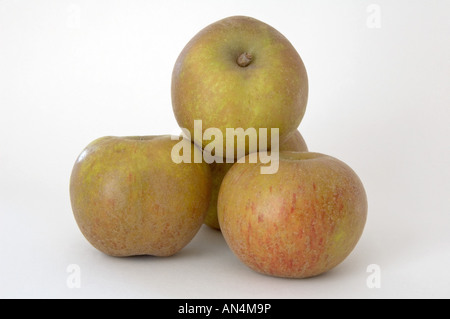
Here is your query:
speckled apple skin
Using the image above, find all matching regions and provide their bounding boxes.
[205,130,309,230]
[70,136,212,257]
[218,152,367,278]
[172,16,309,158]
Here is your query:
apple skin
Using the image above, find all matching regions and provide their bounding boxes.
[205,130,309,230]
[217,152,367,278]
[172,16,308,158]
[69,136,211,257]
[204,162,235,230]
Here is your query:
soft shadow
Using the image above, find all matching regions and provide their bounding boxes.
[174,225,229,258]
[98,225,228,262]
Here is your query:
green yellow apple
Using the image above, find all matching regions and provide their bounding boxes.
[172,16,309,158]
[205,130,309,230]
[69,136,211,257]
[217,152,367,278]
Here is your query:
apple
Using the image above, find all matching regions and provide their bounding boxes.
[204,162,234,230]
[217,152,367,278]
[205,130,309,230]
[69,136,211,257]
[172,16,309,158]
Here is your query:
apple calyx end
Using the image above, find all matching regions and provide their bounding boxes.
[237,52,253,67]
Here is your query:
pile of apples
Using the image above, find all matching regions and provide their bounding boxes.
[70,16,367,279]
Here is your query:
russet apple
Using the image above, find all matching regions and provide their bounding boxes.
[205,130,309,230]
[69,136,211,257]
[217,152,367,278]
[172,16,309,158]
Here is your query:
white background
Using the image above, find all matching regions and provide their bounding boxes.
[1,0,449,299]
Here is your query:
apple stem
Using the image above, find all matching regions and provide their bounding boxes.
[237,52,253,67]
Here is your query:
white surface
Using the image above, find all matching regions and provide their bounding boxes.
[1,0,449,299]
